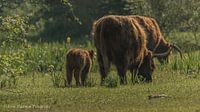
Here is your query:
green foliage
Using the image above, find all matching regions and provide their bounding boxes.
[2,67,200,112]
[23,42,72,73]
[0,51,26,88]
[148,0,200,35]
[84,76,97,87]
[0,15,34,47]
[48,65,65,88]
[33,0,81,41]
[0,32,198,89]
[1,0,200,41]
[124,0,151,15]
[0,14,32,88]
[0,1,200,110]
[103,74,119,88]
[0,32,199,110]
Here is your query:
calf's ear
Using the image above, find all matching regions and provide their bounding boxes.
[88,50,94,59]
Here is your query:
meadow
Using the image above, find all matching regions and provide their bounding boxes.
[0,33,200,112]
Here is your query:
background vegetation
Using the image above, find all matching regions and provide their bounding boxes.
[0,0,200,111]
[0,0,200,41]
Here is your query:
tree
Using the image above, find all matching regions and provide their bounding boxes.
[148,0,200,35]
[124,0,151,16]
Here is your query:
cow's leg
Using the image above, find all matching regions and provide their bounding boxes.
[81,65,90,86]
[97,51,110,85]
[116,64,127,85]
[130,69,134,84]
[116,55,128,85]
[66,65,73,87]
[74,68,81,86]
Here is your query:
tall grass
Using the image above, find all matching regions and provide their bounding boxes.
[0,32,200,88]
[1,45,200,88]
[0,33,200,111]
[0,40,96,88]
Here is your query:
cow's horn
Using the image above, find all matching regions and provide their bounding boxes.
[153,47,172,58]
[170,44,183,59]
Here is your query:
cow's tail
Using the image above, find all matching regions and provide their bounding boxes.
[99,22,109,74]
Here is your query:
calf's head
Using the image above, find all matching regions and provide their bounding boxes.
[88,50,95,60]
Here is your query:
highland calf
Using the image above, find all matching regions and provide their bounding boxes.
[92,15,170,85]
[66,48,94,86]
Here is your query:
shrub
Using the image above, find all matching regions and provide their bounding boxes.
[84,76,96,87]
[0,15,34,48]
[103,75,119,88]
[0,51,27,88]
[48,65,65,87]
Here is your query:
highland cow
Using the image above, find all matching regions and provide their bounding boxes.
[129,15,182,64]
[66,48,94,86]
[92,15,171,85]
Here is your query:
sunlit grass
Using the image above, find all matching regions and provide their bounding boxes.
[1,67,200,112]
[0,32,200,111]
[0,50,200,111]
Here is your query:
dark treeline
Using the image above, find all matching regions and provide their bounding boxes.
[0,0,200,42]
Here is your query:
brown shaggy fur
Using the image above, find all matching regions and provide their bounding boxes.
[66,48,94,86]
[129,15,182,64]
[92,15,155,84]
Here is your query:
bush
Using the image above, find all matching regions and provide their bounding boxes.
[84,76,96,87]
[48,65,65,88]
[103,75,119,88]
[0,51,27,88]
[23,42,67,73]
[0,15,34,48]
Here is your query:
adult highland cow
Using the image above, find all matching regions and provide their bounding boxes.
[92,15,171,84]
[129,15,182,64]
[66,48,94,86]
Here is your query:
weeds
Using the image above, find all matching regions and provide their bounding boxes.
[48,65,65,88]
[0,36,200,88]
[103,74,119,88]
[84,75,97,87]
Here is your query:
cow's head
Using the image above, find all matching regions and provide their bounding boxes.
[156,43,182,64]
[137,51,155,82]
[138,48,174,82]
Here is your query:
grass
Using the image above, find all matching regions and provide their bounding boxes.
[0,51,200,112]
[1,71,200,112]
[0,32,200,112]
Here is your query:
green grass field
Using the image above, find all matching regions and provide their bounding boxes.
[0,50,200,112]
[0,33,200,112]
